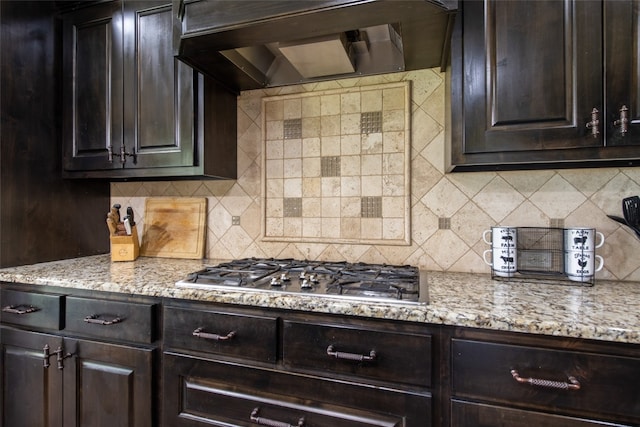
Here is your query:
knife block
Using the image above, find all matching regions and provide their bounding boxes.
[110,226,140,262]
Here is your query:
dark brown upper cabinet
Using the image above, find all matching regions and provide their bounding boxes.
[61,1,236,179]
[449,0,640,171]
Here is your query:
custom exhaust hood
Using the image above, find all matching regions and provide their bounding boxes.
[173,0,458,93]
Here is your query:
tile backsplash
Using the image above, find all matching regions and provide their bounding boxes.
[112,68,640,282]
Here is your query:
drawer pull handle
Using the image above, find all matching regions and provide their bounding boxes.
[511,369,581,391]
[192,327,236,341]
[2,304,39,315]
[326,345,376,362]
[84,315,122,326]
[250,407,305,427]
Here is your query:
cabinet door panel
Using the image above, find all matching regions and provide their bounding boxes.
[124,1,196,169]
[463,0,602,154]
[0,328,63,427]
[63,338,155,427]
[605,0,640,146]
[62,1,123,172]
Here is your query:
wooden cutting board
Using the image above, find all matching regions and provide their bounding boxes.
[140,197,207,259]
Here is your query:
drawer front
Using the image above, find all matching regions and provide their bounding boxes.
[65,296,156,343]
[163,353,431,427]
[451,400,632,427]
[283,320,431,387]
[163,306,278,363]
[0,289,63,330]
[452,339,640,422]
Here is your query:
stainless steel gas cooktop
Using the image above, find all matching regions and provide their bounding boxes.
[176,258,428,304]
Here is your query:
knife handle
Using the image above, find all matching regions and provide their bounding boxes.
[106,215,117,235]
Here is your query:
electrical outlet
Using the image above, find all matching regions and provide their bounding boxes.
[232,216,241,226]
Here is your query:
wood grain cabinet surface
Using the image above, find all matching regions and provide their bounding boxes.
[449,0,640,170]
[449,328,640,427]
[61,0,236,179]
[0,285,160,427]
[162,302,433,427]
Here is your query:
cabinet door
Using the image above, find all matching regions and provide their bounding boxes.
[450,0,603,167]
[605,0,640,146]
[0,328,63,427]
[62,1,123,172]
[62,338,155,427]
[123,1,197,169]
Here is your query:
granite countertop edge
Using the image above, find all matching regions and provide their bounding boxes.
[0,255,638,345]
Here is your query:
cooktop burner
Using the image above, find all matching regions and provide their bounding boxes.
[176,258,428,304]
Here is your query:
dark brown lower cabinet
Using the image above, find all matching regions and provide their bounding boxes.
[451,400,632,427]
[0,327,154,427]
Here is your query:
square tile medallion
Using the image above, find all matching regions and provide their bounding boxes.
[262,81,411,245]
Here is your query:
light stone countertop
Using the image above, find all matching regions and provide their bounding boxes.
[0,255,638,345]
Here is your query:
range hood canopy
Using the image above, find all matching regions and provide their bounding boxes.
[174,0,458,93]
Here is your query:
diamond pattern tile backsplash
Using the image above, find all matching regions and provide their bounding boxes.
[112,68,640,282]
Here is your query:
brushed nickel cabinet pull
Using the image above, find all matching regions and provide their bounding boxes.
[84,314,123,325]
[613,105,629,135]
[250,407,305,427]
[2,304,39,315]
[511,369,581,390]
[326,345,376,362]
[192,327,236,341]
[585,107,600,137]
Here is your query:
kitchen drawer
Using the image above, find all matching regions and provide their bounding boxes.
[282,320,432,388]
[0,289,64,330]
[163,306,278,363]
[163,353,431,427]
[65,296,157,344]
[452,339,640,422]
[451,400,633,427]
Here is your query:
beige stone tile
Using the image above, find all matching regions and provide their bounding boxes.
[220,184,252,215]
[265,99,283,121]
[302,137,321,157]
[383,153,405,175]
[337,135,359,157]
[321,177,341,197]
[361,218,382,239]
[302,197,321,217]
[383,86,405,110]
[382,196,405,218]
[501,200,548,228]
[321,197,341,217]
[423,230,469,270]
[302,157,321,178]
[302,96,321,117]
[528,174,586,218]
[241,201,262,240]
[341,92,361,114]
[421,178,468,217]
[302,177,321,197]
[382,174,404,196]
[362,133,383,154]
[302,218,322,237]
[341,176,361,197]
[361,154,382,175]
[266,178,283,199]
[451,201,494,247]
[383,218,405,240]
[591,172,640,214]
[498,170,554,198]
[383,131,405,153]
[341,155,361,176]
[283,218,302,237]
[265,159,283,179]
[283,98,302,119]
[302,117,321,138]
[448,171,496,199]
[382,110,405,132]
[559,168,619,197]
[265,197,283,218]
[283,159,302,178]
[265,218,283,237]
[283,178,302,197]
[321,115,341,136]
[322,217,341,238]
[321,135,341,156]
[265,140,283,160]
[283,139,302,158]
[361,89,382,112]
[341,113,361,135]
[320,94,340,115]
[341,197,361,217]
[265,120,283,140]
[341,217,361,239]
[473,176,526,222]
[361,175,382,197]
